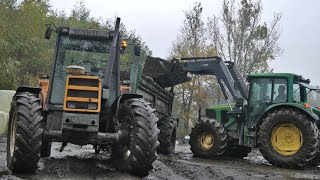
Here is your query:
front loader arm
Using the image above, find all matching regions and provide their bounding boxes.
[174,56,246,103]
[144,56,247,103]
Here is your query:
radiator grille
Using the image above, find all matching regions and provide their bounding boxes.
[63,75,101,113]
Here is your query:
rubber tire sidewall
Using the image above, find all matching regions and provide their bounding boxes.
[189,117,227,158]
[157,117,176,155]
[258,108,319,168]
[111,98,159,177]
[7,92,43,173]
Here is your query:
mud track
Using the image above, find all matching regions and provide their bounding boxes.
[1,135,320,180]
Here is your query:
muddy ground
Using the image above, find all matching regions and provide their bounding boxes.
[1,135,320,180]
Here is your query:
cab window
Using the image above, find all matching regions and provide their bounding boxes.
[273,79,288,103]
[293,83,301,102]
[249,78,272,104]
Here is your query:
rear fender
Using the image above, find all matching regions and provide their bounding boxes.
[15,87,43,107]
[110,94,143,115]
[256,103,319,134]
[16,87,42,95]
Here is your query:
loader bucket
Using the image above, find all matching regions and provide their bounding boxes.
[142,56,191,88]
[142,56,173,78]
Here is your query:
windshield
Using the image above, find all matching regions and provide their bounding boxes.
[294,81,320,106]
[50,35,111,104]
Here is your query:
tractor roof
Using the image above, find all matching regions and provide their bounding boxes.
[248,73,310,83]
[58,26,113,40]
[248,73,300,78]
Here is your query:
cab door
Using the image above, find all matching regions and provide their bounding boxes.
[247,78,273,127]
[247,77,288,127]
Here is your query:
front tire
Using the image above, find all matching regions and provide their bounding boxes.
[157,116,177,155]
[7,92,43,173]
[257,108,319,169]
[189,117,227,158]
[111,98,159,176]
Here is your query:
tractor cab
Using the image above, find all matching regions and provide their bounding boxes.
[246,73,313,126]
[48,27,114,107]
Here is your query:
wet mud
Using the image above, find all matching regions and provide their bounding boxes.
[1,135,320,180]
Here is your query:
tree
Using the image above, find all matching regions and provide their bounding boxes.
[207,0,282,76]
[170,0,282,137]
[0,0,151,89]
[0,0,51,89]
[170,2,216,134]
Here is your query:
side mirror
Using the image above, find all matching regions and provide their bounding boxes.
[134,46,141,56]
[45,27,52,40]
[45,23,58,40]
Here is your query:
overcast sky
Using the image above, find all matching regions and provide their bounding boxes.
[50,0,320,84]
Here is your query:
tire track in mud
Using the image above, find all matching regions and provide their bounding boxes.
[154,154,229,180]
[174,145,320,180]
[1,136,320,180]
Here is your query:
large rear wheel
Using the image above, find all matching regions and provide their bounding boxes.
[189,117,227,158]
[257,108,319,169]
[311,131,320,166]
[111,98,159,176]
[7,92,43,173]
[157,116,177,155]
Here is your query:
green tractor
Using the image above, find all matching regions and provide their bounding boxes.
[144,56,320,168]
[6,18,159,176]
[192,73,320,168]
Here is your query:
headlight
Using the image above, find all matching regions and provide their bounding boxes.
[67,102,76,108]
[88,103,97,110]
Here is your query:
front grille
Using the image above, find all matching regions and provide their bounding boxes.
[63,75,101,113]
[69,78,99,87]
[67,90,98,98]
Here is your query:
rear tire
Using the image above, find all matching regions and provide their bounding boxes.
[257,108,319,169]
[111,98,159,176]
[189,117,227,158]
[310,132,320,166]
[7,92,43,173]
[157,116,176,155]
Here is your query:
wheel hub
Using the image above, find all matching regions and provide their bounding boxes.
[117,115,134,160]
[271,122,303,156]
[199,133,214,150]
